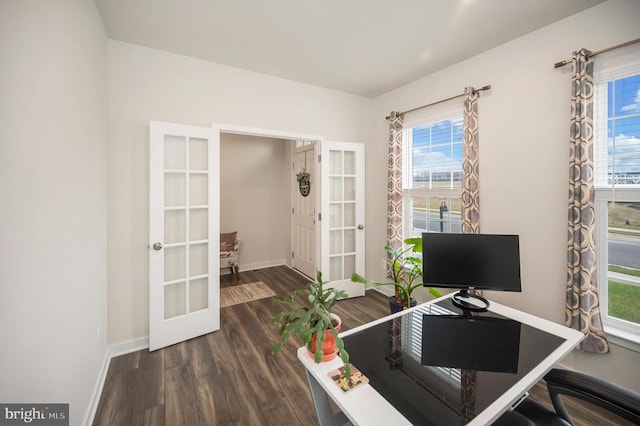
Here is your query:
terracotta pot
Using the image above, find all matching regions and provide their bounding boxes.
[308,313,341,362]
[388,296,417,314]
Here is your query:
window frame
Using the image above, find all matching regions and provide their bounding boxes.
[593,59,640,351]
[595,192,640,351]
[401,102,464,241]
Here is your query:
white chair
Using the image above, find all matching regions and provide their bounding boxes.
[220,234,241,280]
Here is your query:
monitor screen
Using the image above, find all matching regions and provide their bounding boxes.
[422,233,521,292]
[421,314,521,373]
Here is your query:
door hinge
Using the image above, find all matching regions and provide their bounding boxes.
[318,154,321,163]
[292,207,294,214]
[291,251,294,258]
[318,212,322,221]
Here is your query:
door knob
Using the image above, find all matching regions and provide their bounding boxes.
[152,242,163,250]
[357,224,365,230]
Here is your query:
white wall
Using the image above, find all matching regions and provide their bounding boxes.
[107,41,373,344]
[220,134,290,271]
[0,1,108,424]
[371,0,640,390]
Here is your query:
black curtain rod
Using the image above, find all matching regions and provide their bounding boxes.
[385,85,491,120]
[553,37,640,69]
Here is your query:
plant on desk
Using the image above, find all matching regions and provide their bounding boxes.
[272,271,351,376]
[352,237,442,313]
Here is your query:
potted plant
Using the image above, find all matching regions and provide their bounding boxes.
[351,237,442,313]
[272,271,351,375]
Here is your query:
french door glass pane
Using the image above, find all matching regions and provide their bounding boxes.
[344,229,355,252]
[165,135,186,170]
[330,177,342,202]
[344,177,355,201]
[189,243,208,277]
[189,208,208,241]
[189,174,208,205]
[164,246,186,281]
[330,151,342,174]
[189,278,208,312]
[165,173,186,207]
[344,151,355,175]
[344,255,356,279]
[164,282,186,319]
[165,210,186,244]
[330,230,342,254]
[344,203,355,227]
[189,137,208,171]
[330,203,342,228]
[329,257,342,281]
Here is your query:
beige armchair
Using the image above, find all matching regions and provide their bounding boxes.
[220,233,240,280]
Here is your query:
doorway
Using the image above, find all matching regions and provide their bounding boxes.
[216,125,323,278]
[213,124,366,298]
[219,133,293,274]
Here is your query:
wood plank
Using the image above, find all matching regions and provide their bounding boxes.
[165,364,199,426]
[188,333,217,381]
[135,348,164,409]
[92,369,138,426]
[135,405,165,426]
[163,341,189,370]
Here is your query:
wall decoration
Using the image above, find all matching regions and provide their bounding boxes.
[297,168,311,197]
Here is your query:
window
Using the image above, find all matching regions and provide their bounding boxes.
[594,61,640,347]
[402,101,463,239]
[295,140,315,148]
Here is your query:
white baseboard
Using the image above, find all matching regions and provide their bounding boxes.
[108,336,150,358]
[83,337,150,425]
[82,350,110,426]
[225,259,287,273]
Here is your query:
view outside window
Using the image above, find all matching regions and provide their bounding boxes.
[403,116,463,238]
[607,201,640,327]
[595,72,640,331]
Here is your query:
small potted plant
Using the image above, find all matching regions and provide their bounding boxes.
[352,237,442,313]
[272,271,351,375]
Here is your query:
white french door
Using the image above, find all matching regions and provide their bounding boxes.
[149,121,220,351]
[320,141,366,298]
[292,144,317,279]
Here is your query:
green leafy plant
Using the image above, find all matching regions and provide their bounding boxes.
[272,271,351,375]
[352,237,442,307]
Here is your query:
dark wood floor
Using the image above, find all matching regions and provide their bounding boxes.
[93,266,622,426]
[93,266,390,425]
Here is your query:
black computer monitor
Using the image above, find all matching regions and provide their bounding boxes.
[422,233,521,311]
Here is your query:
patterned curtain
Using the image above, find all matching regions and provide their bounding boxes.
[566,49,609,353]
[461,88,480,410]
[462,87,480,234]
[387,112,404,250]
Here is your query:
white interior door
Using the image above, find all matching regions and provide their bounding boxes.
[292,144,317,278]
[149,121,220,351]
[320,141,366,298]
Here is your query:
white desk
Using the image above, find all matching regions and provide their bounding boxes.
[298,296,584,426]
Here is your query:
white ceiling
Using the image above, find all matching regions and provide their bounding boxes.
[95,0,604,98]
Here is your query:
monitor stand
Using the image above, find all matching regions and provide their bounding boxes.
[451,289,490,312]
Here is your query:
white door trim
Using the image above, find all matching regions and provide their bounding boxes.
[213,123,323,142]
